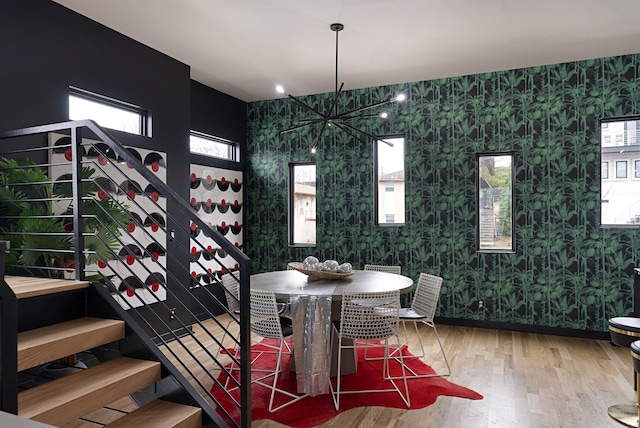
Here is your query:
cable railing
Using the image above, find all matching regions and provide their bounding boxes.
[0,120,251,428]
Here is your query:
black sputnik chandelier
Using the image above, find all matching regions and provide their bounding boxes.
[280,23,406,153]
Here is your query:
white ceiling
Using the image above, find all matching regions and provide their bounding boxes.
[53,0,640,103]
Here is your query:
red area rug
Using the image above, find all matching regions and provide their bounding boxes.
[211,339,482,427]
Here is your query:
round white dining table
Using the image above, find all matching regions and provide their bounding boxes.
[249,269,414,300]
[249,268,414,395]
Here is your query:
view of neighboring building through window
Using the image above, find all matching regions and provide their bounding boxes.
[375,137,405,225]
[69,88,148,136]
[289,163,316,246]
[478,153,514,251]
[190,132,237,161]
[601,116,640,225]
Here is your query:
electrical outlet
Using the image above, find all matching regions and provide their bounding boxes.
[169,308,176,320]
[478,300,484,309]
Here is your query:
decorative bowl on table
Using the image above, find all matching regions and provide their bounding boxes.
[288,262,354,279]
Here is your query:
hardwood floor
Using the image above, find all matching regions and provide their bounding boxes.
[166,317,636,428]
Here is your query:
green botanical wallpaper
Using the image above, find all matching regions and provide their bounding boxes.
[246,54,640,333]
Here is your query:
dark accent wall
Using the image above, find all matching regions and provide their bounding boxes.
[246,54,640,335]
[191,80,247,147]
[189,81,247,318]
[1,0,247,329]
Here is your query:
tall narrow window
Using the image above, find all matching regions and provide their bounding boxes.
[289,163,316,246]
[601,115,640,226]
[477,153,514,252]
[69,88,149,136]
[375,136,405,225]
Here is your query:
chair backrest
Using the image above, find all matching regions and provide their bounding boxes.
[221,273,240,314]
[339,290,400,340]
[411,273,443,322]
[363,264,401,274]
[249,289,285,340]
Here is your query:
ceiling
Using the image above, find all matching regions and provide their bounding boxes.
[53,0,640,103]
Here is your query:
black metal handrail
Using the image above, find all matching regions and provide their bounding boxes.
[0,241,17,415]
[0,121,251,427]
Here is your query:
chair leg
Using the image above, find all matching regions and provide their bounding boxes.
[390,321,451,379]
[331,336,410,410]
[383,336,410,407]
[329,336,343,411]
[251,339,308,413]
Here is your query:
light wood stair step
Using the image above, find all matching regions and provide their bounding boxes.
[18,317,126,371]
[104,399,202,428]
[19,357,161,427]
[6,275,90,299]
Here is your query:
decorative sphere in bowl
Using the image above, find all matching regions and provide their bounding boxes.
[303,256,319,269]
[324,260,339,271]
[338,262,352,273]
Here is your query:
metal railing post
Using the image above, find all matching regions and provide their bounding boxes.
[70,125,85,280]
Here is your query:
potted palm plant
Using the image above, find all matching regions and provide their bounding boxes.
[0,156,129,278]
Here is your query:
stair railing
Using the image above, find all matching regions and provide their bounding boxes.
[0,240,17,415]
[0,121,251,428]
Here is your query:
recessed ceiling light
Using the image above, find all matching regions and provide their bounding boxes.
[275,85,285,94]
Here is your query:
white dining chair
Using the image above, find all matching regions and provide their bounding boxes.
[249,289,308,412]
[219,273,242,356]
[363,264,401,274]
[396,272,451,378]
[329,289,410,410]
[219,273,287,355]
[362,264,402,358]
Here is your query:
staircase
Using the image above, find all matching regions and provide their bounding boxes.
[0,121,253,428]
[9,275,202,427]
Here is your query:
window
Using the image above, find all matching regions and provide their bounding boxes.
[190,131,238,161]
[616,160,628,179]
[477,153,514,252]
[69,88,149,136]
[289,163,316,246]
[375,136,405,225]
[601,115,640,226]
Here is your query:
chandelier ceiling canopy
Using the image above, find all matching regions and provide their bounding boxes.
[281,23,406,153]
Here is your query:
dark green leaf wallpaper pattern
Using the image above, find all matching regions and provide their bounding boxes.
[246,54,640,333]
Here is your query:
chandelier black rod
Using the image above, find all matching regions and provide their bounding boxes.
[334,120,394,147]
[280,22,403,151]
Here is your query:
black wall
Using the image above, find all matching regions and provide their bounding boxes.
[1,0,247,328]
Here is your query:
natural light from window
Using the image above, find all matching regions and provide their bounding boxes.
[190,133,236,161]
[69,94,143,135]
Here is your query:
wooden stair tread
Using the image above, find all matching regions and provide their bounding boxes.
[18,317,125,371]
[6,275,90,299]
[105,400,202,428]
[19,357,161,427]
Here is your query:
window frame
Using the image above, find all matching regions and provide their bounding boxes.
[288,162,317,247]
[69,87,150,136]
[374,135,406,226]
[602,161,610,180]
[615,160,628,180]
[190,131,239,162]
[600,115,640,227]
[476,152,515,253]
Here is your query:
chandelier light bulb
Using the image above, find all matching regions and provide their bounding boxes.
[394,93,406,102]
[379,112,388,119]
[311,146,317,154]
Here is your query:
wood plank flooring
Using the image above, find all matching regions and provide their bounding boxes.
[167,317,636,428]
